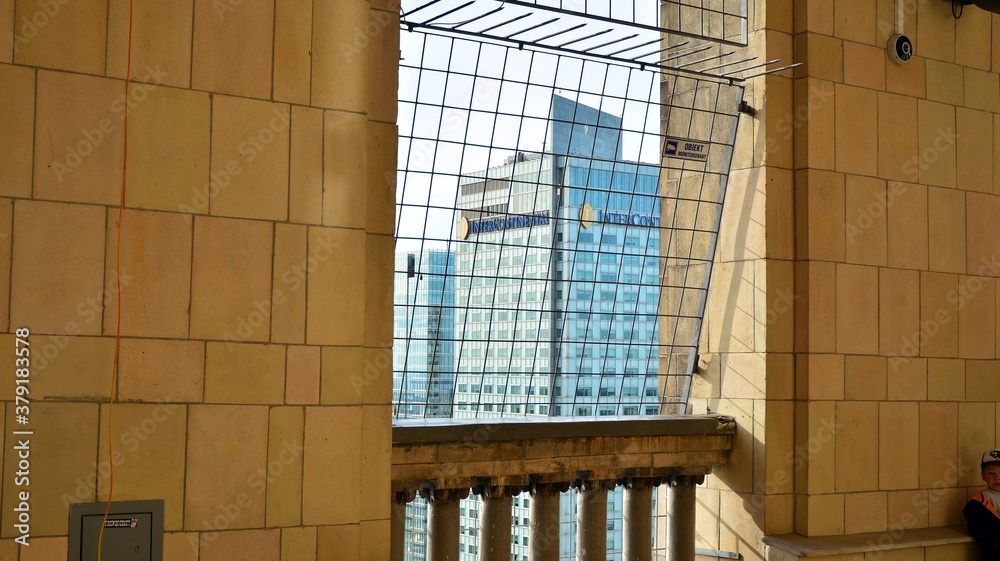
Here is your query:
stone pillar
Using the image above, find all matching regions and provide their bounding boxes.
[478,485,518,561]
[391,491,412,561]
[427,488,468,561]
[529,483,564,561]
[666,476,703,561]
[623,479,654,561]
[576,480,609,561]
[0,0,398,559]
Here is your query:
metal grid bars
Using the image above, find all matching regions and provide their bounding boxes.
[392,25,744,420]
[660,0,747,45]
[401,0,749,74]
[496,0,746,46]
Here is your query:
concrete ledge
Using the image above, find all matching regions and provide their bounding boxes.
[763,525,973,558]
[393,414,737,444]
[391,414,735,492]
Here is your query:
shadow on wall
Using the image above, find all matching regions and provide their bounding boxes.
[687,115,778,559]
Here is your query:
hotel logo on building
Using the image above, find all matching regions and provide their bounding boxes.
[579,203,660,228]
[458,211,551,240]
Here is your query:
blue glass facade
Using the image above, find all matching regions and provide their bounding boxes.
[549,94,623,161]
[551,156,662,420]
[393,249,457,561]
[394,95,664,561]
[393,249,457,419]
[449,96,661,561]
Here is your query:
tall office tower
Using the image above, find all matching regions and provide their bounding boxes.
[393,248,457,561]
[394,249,458,420]
[449,95,663,561]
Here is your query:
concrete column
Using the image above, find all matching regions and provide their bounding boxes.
[623,479,653,561]
[666,475,703,561]
[479,485,517,561]
[391,491,411,561]
[428,488,468,561]
[576,480,609,561]
[529,483,563,561]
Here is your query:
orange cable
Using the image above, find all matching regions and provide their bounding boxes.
[97,0,133,557]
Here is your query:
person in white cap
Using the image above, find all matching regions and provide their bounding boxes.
[964,449,1000,561]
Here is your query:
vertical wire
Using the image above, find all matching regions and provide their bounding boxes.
[488,46,516,417]
[494,49,526,416]
[590,61,630,416]
[666,76,705,412]
[423,35,458,417]
[448,38,480,419]
[539,61,566,416]
[614,67,645,416]
[676,94,717,410]
[523,53,565,417]
[560,63,590,418]
[412,37,436,418]
[612,65,655,415]
[459,40,490,419]
[498,48,538,416]
[658,72,686,412]
[573,68,608,417]
[396,31,431,418]
[466,41,504,418]
[98,0,134,557]
[674,80,723,412]
[633,69,662,414]
[623,80,648,413]
[394,30,424,417]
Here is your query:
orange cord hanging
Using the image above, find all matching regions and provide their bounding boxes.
[96,0,134,557]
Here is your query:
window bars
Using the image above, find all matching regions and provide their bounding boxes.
[393,0,792,420]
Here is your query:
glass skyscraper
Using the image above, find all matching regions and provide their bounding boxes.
[394,249,457,420]
[393,249,457,561]
[394,95,665,561]
[451,95,662,422]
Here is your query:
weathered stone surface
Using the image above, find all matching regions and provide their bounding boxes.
[391,416,734,492]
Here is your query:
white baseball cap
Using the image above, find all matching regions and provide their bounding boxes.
[982,449,1000,468]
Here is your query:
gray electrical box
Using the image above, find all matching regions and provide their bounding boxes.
[68,500,163,561]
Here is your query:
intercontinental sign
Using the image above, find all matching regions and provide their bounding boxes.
[458,211,551,240]
[457,204,660,240]
[579,203,660,228]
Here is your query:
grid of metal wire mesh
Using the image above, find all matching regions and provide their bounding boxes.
[393,7,746,420]
[402,0,748,57]
[392,3,765,560]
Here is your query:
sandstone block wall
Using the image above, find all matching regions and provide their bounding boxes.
[0,0,398,558]
[691,2,1000,559]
